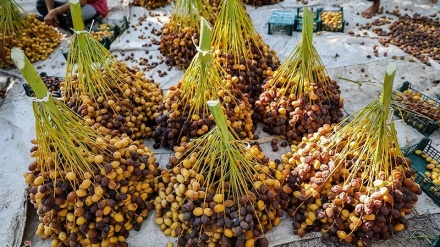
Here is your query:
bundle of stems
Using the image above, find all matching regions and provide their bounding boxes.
[16,48,162,246]
[282,63,421,245]
[0,0,26,37]
[314,64,422,245]
[170,0,215,30]
[160,0,215,69]
[262,7,334,99]
[324,62,405,189]
[172,18,222,119]
[12,47,107,182]
[189,100,257,200]
[65,0,127,104]
[211,0,261,64]
[256,7,342,141]
[64,0,163,140]
[0,0,61,67]
[155,100,287,246]
[154,18,254,148]
[211,0,280,104]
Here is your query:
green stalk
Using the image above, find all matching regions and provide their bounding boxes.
[377,62,397,144]
[189,17,214,114]
[12,47,108,179]
[301,7,313,66]
[374,62,397,176]
[199,17,212,81]
[298,7,314,94]
[227,0,234,21]
[381,62,396,119]
[69,0,85,31]
[68,0,86,66]
[66,0,95,95]
[207,100,254,200]
[11,47,57,110]
[207,100,230,144]
[199,17,212,61]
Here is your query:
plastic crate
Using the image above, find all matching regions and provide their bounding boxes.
[432,236,440,247]
[393,81,440,135]
[319,7,345,32]
[404,138,440,207]
[294,7,322,32]
[22,83,36,97]
[268,10,296,36]
[90,17,129,49]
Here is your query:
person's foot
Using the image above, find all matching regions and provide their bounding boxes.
[362,2,380,18]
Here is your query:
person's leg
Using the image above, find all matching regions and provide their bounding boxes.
[36,0,51,17]
[36,0,66,16]
[36,0,67,23]
[362,0,380,18]
[65,4,98,29]
[80,4,99,21]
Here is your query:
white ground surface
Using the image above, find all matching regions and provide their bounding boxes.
[1,0,440,246]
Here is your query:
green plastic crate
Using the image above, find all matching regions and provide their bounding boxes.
[432,235,440,247]
[294,7,322,32]
[404,138,440,206]
[394,82,440,135]
[319,7,345,32]
[268,10,296,36]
